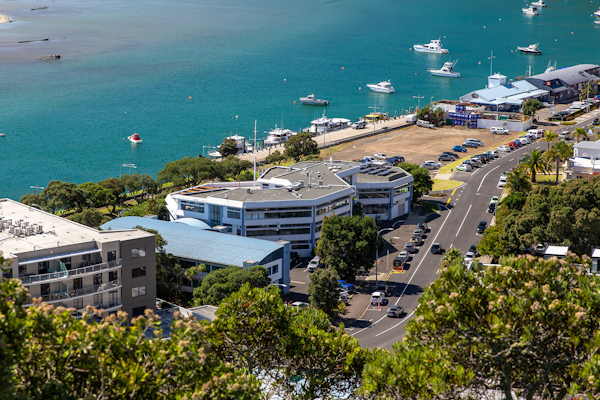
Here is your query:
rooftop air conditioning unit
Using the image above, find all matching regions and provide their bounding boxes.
[37,224,43,234]
[9,225,15,234]
[14,227,21,236]
[318,180,324,186]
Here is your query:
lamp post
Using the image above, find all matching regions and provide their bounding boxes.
[586,78,594,114]
[413,94,424,111]
[488,50,496,77]
[430,96,434,106]
[120,163,136,178]
[375,227,394,290]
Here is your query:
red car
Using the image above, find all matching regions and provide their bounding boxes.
[507,142,518,149]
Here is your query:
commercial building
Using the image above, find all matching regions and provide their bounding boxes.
[165,161,414,257]
[525,64,599,104]
[100,216,291,293]
[563,141,600,180]
[0,198,156,318]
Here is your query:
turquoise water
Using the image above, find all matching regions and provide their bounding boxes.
[1,0,599,199]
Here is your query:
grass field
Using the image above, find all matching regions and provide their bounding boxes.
[432,179,463,191]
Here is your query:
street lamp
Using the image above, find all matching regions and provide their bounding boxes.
[375,228,394,290]
[413,94,424,111]
[120,163,137,178]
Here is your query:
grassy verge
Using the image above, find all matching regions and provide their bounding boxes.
[432,179,462,191]
[421,201,440,214]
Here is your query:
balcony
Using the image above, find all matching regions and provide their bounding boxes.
[19,259,121,286]
[28,279,122,305]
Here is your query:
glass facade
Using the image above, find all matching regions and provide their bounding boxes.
[227,208,241,219]
[246,209,312,220]
[363,204,389,214]
[181,201,205,213]
[358,189,390,199]
[247,227,310,237]
[394,184,410,196]
[316,198,350,215]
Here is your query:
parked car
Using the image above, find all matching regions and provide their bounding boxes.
[464,251,476,263]
[290,301,309,309]
[371,291,387,305]
[307,256,322,272]
[394,251,409,269]
[438,153,456,161]
[404,242,417,253]
[363,156,376,163]
[487,202,497,213]
[417,120,435,129]
[405,114,418,123]
[352,120,367,129]
[594,118,600,125]
[410,235,423,246]
[413,228,425,238]
[486,150,499,158]
[497,145,511,152]
[387,155,405,165]
[453,145,467,152]
[463,141,479,148]
[469,158,482,167]
[462,159,475,167]
[374,153,388,160]
[431,243,443,254]
[490,127,510,135]
[469,245,479,257]
[477,220,488,234]
[417,222,429,232]
[490,196,499,204]
[387,305,404,317]
[498,176,507,187]
[420,161,442,170]
[456,163,473,172]
[466,138,484,147]
[473,154,488,163]
[340,282,355,293]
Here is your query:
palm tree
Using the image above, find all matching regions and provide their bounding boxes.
[184,264,207,288]
[545,140,573,184]
[518,149,550,183]
[572,127,588,143]
[506,168,533,193]
[538,130,559,150]
[441,247,462,268]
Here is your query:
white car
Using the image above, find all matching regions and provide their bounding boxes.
[497,145,511,152]
[290,301,309,309]
[374,153,388,160]
[352,120,367,129]
[363,156,376,163]
[498,176,507,187]
[371,291,386,305]
[456,163,472,172]
[423,160,442,168]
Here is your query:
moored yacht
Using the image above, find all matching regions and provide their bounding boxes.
[413,39,449,54]
[128,133,143,144]
[594,8,600,17]
[264,127,295,146]
[517,43,542,54]
[522,5,539,15]
[300,94,329,106]
[531,0,546,7]
[366,80,395,93]
[428,60,461,78]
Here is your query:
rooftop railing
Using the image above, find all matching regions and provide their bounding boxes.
[31,279,122,304]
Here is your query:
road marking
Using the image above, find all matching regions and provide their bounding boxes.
[455,204,472,237]
[509,158,514,161]
[445,197,451,206]
[535,146,540,149]
[291,280,306,284]
[375,308,418,337]
[436,268,440,274]
[449,243,453,248]
[477,165,500,192]
[451,188,457,196]
[393,270,405,274]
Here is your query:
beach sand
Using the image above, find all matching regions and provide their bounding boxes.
[0,14,10,23]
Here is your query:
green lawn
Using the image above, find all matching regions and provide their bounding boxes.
[421,201,440,214]
[432,179,463,191]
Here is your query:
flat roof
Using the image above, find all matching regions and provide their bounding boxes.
[100,217,285,267]
[528,64,599,85]
[592,248,600,258]
[0,199,152,258]
[545,245,569,256]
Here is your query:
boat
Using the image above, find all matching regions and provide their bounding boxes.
[39,54,60,60]
[517,43,542,54]
[595,9,600,17]
[413,38,449,54]
[545,60,557,73]
[300,94,329,106]
[522,6,539,15]
[428,60,461,78]
[531,0,546,7]
[595,19,600,25]
[0,133,5,137]
[264,127,295,146]
[128,133,143,144]
[366,80,395,93]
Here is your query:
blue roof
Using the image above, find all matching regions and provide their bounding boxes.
[100,217,284,267]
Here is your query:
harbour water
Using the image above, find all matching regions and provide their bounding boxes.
[1,0,599,200]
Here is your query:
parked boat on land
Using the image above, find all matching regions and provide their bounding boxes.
[517,43,542,54]
[428,60,461,77]
[413,38,449,54]
[300,94,329,106]
[522,6,539,15]
[366,80,395,93]
[128,133,143,144]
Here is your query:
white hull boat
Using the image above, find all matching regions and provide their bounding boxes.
[300,94,329,105]
[522,6,539,15]
[517,43,542,54]
[366,80,395,93]
[128,133,143,144]
[595,19,600,25]
[428,60,461,77]
[413,39,449,54]
[595,9,600,17]
[264,127,295,146]
[531,0,546,7]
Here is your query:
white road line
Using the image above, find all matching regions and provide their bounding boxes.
[455,204,472,238]
[291,280,306,284]
[509,158,514,161]
[436,269,440,274]
[350,314,387,336]
[477,165,500,192]
[375,308,417,337]
[535,146,540,149]
[449,243,453,248]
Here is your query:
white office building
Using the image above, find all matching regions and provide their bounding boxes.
[166,161,414,257]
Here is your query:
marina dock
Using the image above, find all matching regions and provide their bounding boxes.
[238,116,412,164]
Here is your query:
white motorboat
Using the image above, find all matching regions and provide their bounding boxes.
[413,39,449,54]
[428,60,461,78]
[595,19,600,25]
[366,80,395,93]
[128,133,143,144]
[517,43,542,54]
[264,127,295,146]
[522,6,539,15]
[300,94,329,106]
[594,9,600,17]
[531,0,546,7]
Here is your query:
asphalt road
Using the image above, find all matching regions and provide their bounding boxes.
[347,134,546,349]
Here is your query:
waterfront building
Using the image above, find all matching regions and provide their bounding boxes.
[100,216,291,293]
[563,141,600,180]
[0,199,156,318]
[165,161,414,257]
[525,64,600,104]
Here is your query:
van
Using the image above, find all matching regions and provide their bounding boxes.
[417,120,435,129]
[572,101,586,109]
[405,114,418,123]
[526,129,539,138]
[352,120,367,129]
[307,256,322,272]
[490,127,510,135]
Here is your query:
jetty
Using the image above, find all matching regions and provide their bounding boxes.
[238,115,412,163]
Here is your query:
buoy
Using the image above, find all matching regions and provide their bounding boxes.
[409,48,412,51]
[284,78,286,81]
[484,25,486,28]
[188,96,192,99]
[443,36,446,38]
[571,32,574,34]
[293,101,296,103]
[499,18,501,21]
[555,39,558,41]
[478,61,481,64]
[511,50,513,52]
[359,87,361,90]
[341,66,344,70]
[415,73,417,75]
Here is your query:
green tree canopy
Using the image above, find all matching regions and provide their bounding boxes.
[284,132,320,162]
[308,268,340,317]
[265,149,286,165]
[221,155,252,180]
[506,168,532,194]
[518,149,549,183]
[476,225,507,259]
[572,127,589,143]
[315,214,378,281]
[398,162,433,200]
[68,208,111,228]
[545,140,573,184]
[539,129,559,150]
[193,265,270,306]
[219,137,239,158]
[521,98,543,116]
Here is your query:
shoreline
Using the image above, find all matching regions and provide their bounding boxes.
[0,14,10,23]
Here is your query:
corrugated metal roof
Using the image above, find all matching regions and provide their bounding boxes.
[528,64,599,85]
[100,217,284,267]
[461,80,543,103]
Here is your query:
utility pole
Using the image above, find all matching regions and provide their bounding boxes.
[413,94,424,111]
[488,50,496,77]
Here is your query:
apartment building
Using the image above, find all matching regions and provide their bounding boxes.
[165,160,414,257]
[0,199,156,318]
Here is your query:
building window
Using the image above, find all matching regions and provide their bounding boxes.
[291,244,310,250]
[109,270,118,281]
[227,209,241,219]
[131,248,146,258]
[94,273,102,286]
[73,297,83,309]
[82,254,91,262]
[316,198,350,215]
[93,294,103,307]
[358,189,389,199]
[132,286,146,298]
[18,265,27,277]
[60,257,72,270]
[107,251,117,262]
[246,228,310,237]
[181,201,205,213]
[3,268,13,279]
[38,261,49,274]
[246,209,312,220]
[41,283,50,296]
[132,267,146,278]
[270,264,279,275]
[73,278,83,290]
[394,184,410,196]
[132,306,147,318]
[363,204,389,214]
